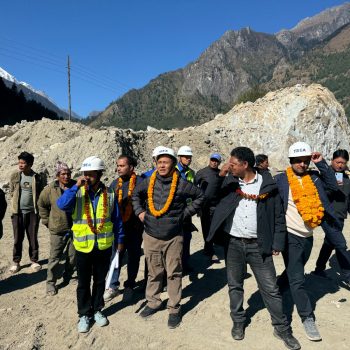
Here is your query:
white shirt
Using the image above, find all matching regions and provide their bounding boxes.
[229,172,263,239]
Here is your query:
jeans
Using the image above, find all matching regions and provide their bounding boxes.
[109,231,143,290]
[281,233,314,320]
[316,220,350,278]
[226,236,289,332]
[76,247,112,317]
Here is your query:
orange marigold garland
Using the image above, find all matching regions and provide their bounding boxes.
[147,170,179,217]
[116,172,137,222]
[286,167,324,228]
[236,188,269,201]
[84,183,108,234]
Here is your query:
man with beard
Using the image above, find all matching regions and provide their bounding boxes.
[104,154,144,303]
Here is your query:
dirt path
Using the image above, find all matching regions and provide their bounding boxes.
[0,212,349,350]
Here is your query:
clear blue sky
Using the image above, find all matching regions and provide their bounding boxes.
[0,0,348,117]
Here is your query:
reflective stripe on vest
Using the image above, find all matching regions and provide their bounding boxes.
[72,186,115,253]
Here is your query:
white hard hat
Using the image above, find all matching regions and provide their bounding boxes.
[288,142,312,158]
[156,147,176,160]
[80,156,105,171]
[152,145,166,158]
[177,145,193,156]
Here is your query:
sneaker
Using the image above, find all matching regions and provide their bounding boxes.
[168,312,182,329]
[78,316,91,333]
[231,322,245,340]
[302,317,322,341]
[103,288,120,302]
[31,262,42,272]
[139,305,161,318]
[122,287,134,303]
[9,263,20,274]
[94,311,109,327]
[274,329,301,350]
[46,284,57,296]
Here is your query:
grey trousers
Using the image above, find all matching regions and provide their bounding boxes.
[143,233,183,314]
[47,231,76,287]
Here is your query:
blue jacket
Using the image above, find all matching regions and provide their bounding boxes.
[275,160,340,231]
[57,183,124,244]
[141,168,156,178]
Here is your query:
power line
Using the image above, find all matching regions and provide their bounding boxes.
[0,35,132,90]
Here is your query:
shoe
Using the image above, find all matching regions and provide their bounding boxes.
[342,278,350,288]
[9,263,20,274]
[46,284,57,296]
[31,262,42,272]
[168,312,182,329]
[139,305,161,318]
[103,288,120,302]
[94,311,109,327]
[302,317,322,341]
[231,322,245,340]
[311,270,328,279]
[77,316,91,333]
[122,287,134,303]
[274,329,301,350]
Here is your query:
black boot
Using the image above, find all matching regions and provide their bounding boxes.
[231,322,245,340]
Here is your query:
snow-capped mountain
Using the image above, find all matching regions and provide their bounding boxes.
[0,66,68,118]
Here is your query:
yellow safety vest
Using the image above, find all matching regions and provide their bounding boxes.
[72,185,115,253]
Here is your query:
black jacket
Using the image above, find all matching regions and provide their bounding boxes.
[326,170,350,220]
[132,171,204,240]
[207,170,286,257]
[0,188,7,239]
[194,166,221,208]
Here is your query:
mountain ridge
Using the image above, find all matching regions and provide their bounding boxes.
[91,2,350,130]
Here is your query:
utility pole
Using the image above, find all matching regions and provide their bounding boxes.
[67,55,72,121]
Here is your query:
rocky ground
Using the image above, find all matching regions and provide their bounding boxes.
[0,212,349,350]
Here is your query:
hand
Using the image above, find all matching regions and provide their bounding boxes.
[76,176,86,188]
[311,152,323,164]
[219,163,231,177]
[138,212,146,222]
[272,250,280,256]
[117,243,124,252]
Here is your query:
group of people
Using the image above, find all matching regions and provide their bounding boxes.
[1,142,350,350]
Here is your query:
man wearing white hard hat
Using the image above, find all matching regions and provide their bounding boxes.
[133,147,204,328]
[176,145,196,272]
[275,142,348,342]
[57,156,124,333]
